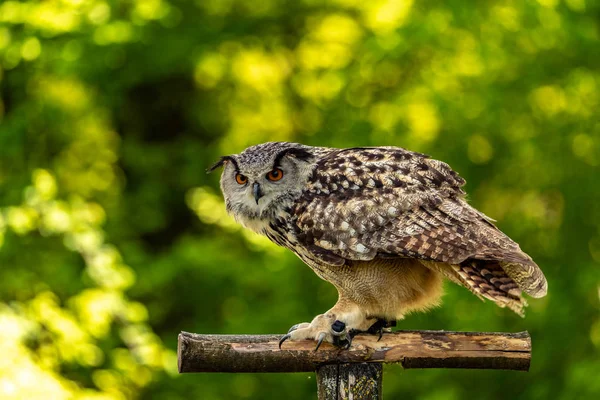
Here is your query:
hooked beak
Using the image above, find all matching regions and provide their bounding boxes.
[252,182,263,204]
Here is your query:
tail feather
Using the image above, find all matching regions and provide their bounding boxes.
[453,260,527,317]
[473,249,548,299]
[501,260,548,298]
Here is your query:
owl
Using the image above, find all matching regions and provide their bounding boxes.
[209,142,547,349]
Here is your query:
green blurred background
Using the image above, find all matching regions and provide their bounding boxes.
[1,0,599,399]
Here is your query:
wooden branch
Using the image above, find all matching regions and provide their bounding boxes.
[178,330,531,373]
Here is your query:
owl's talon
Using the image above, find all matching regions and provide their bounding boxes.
[366,319,396,341]
[278,334,292,349]
[337,332,354,349]
[279,314,370,351]
[314,332,327,351]
[333,336,351,349]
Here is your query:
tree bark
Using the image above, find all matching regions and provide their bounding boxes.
[317,363,382,400]
[177,330,531,373]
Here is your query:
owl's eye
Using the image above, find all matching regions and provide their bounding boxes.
[266,168,284,181]
[235,173,248,185]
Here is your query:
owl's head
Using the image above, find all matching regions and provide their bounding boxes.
[209,142,316,223]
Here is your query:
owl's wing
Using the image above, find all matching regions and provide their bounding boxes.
[292,147,547,304]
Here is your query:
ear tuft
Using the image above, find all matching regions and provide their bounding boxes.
[284,148,314,161]
[206,156,234,173]
[273,147,314,167]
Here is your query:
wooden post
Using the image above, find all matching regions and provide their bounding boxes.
[317,363,382,400]
[178,330,531,398]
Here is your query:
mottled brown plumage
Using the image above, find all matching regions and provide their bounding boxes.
[212,142,547,347]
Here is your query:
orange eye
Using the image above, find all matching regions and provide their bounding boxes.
[235,173,248,185]
[266,168,284,181]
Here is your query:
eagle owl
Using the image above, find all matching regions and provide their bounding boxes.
[210,142,547,349]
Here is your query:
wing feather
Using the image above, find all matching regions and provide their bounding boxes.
[292,147,547,299]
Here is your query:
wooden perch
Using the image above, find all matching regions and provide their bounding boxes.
[178,330,531,373]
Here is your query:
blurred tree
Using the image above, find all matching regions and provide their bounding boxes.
[0,0,599,399]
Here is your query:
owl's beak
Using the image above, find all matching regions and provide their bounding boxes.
[253,182,263,204]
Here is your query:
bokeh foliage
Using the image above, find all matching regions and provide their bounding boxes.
[1,0,599,399]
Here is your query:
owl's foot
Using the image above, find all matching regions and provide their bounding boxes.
[365,319,396,341]
[278,318,397,350]
[278,314,354,350]
[340,319,397,347]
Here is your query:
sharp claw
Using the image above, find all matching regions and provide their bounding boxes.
[279,334,291,349]
[287,324,301,334]
[378,328,383,341]
[338,329,357,349]
[367,320,381,335]
[333,335,347,348]
[314,332,327,351]
[345,335,353,349]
